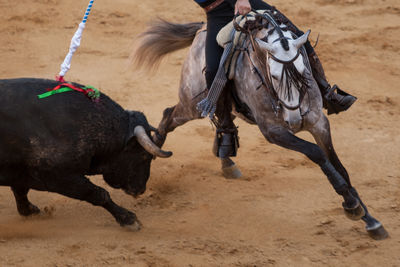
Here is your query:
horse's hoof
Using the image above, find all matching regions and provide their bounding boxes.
[122,219,142,232]
[343,201,365,221]
[222,164,242,179]
[367,224,389,240]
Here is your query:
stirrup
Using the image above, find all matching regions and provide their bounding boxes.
[323,85,357,115]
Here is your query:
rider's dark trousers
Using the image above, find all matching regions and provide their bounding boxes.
[205,0,314,90]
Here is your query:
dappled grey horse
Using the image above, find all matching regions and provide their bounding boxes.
[132,12,388,240]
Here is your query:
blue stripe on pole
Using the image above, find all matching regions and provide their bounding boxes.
[82,0,94,24]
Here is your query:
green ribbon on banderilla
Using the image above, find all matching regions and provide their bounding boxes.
[38,83,101,101]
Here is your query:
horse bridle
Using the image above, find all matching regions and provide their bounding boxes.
[264,41,305,111]
[269,41,301,65]
[233,10,310,114]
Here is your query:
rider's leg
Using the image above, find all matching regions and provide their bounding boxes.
[307,51,357,114]
[250,0,357,114]
[205,2,238,158]
[214,83,238,158]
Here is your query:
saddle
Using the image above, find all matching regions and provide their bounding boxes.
[214,11,270,123]
[197,10,291,120]
[216,12,259,80]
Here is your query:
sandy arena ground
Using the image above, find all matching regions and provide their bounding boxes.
[0,0,399,266]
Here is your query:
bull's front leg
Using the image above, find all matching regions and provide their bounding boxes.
[34,174,142,231]
[11,186,40,216]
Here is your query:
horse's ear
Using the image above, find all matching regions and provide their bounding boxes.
[255,38,276,54]
[293,30,311,50]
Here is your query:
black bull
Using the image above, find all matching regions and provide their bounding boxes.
[0,78,172,230]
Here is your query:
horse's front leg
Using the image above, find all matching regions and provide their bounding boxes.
[258,124,365,223]
[309,115,388,240]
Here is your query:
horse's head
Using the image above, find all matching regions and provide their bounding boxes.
[254,24,310,129]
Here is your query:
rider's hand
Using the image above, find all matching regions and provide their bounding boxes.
[235,0,251,15]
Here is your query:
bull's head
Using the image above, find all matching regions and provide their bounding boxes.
[103,111,172,197]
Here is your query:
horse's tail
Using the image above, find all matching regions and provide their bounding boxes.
[131,19,204,70]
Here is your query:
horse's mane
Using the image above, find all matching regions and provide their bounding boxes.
[241,19,274,91]
[249,33,273,90]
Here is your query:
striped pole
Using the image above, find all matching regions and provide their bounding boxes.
[82,0,94,23]
[56,0,95,82]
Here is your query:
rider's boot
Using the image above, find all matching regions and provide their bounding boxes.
[213,84,239,158]
[308,51,357,115]
[270,6,357,114]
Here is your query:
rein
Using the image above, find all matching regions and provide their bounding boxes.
[233,15,280,114]
[269,49,300,64]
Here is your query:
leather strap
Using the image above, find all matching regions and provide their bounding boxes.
[204,0,224,13]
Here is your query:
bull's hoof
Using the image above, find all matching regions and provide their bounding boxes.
[122,219,142,232]
[222,164,242,179]
[367,224,389,240]
[18,203,41,217]
[343,201,365,221]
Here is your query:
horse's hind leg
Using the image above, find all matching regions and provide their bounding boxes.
[309,115,388,240]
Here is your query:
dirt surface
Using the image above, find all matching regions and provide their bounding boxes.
[0,0,399,266]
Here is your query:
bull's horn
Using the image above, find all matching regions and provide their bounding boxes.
[293,30,311,50]
[134,126,172,158]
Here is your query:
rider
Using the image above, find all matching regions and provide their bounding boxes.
[194,0,357,157]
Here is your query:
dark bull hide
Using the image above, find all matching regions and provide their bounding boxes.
[0,78,172,230]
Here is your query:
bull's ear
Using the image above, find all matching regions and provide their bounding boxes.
[125,126,135,146]
[125,111,148,144]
